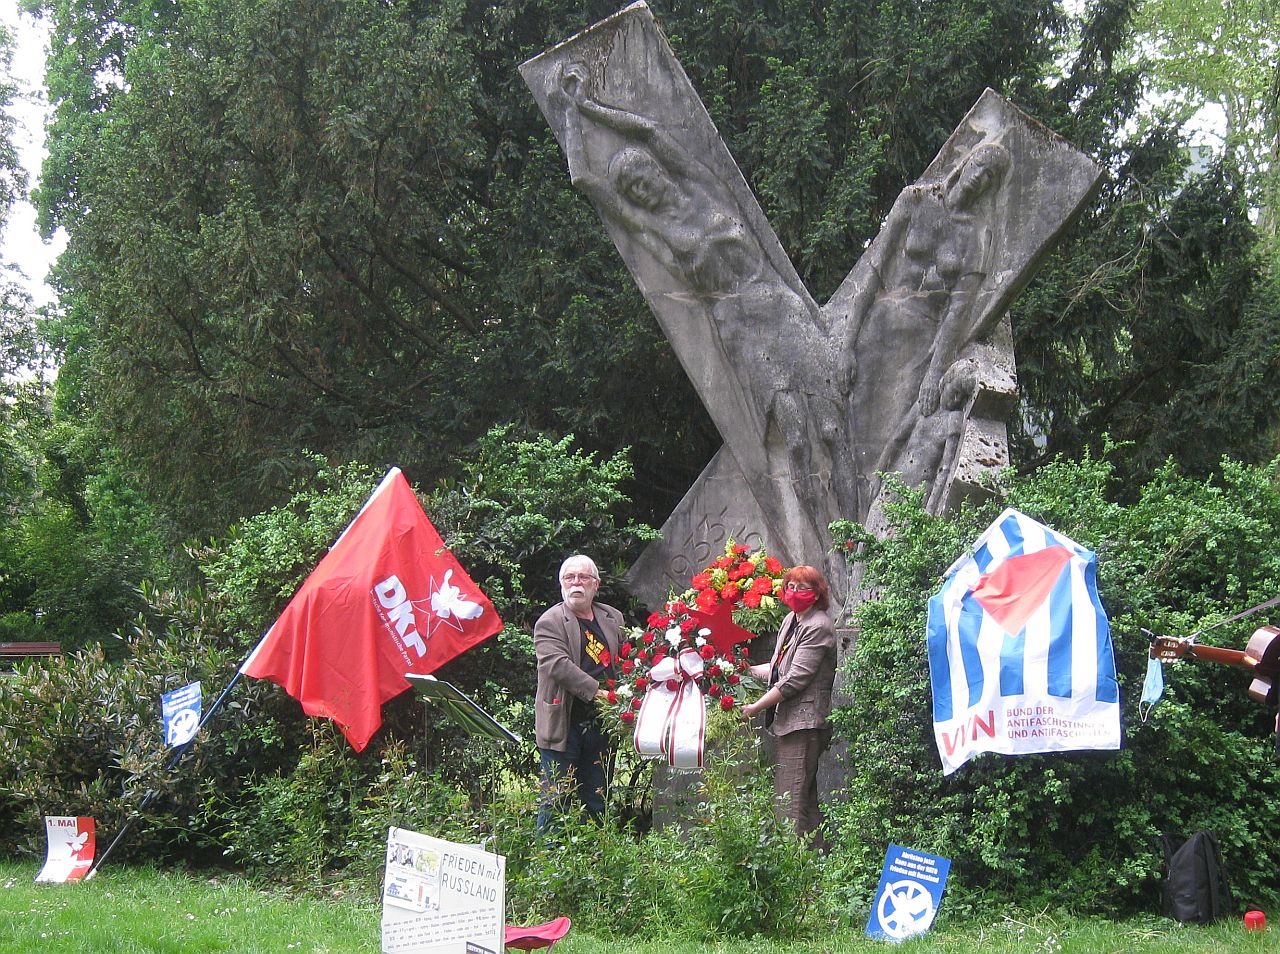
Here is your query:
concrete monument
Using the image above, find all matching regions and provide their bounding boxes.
[521,2,1102,611]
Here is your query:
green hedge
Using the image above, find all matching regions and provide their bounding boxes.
[0,427,654,873]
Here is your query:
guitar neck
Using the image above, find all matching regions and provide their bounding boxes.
[1186,643,1255,670]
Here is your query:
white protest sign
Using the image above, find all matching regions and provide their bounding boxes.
[381,828,505,954]
[35,815,95,883]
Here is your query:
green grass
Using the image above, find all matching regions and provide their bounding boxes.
[0,860,1273,953]
[0,862,379,953]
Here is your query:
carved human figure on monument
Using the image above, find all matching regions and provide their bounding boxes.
[869,358,980,528]
[842,141,1012,449]
[551,62,857,523]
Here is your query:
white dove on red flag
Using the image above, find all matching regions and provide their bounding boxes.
[242,468,501,751]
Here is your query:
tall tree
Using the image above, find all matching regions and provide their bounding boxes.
[0,18,21,236]
[1134,0,1280,243]
[26,0,1274,547]
[1,16,35,551]
[30,0,709,534]
[0,15,31,394]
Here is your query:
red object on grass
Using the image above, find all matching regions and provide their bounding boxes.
[1245,910,1266,931]
[241,468,501,751]
[504,916,572,950]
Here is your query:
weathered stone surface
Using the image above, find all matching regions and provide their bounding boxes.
[525,7,1104,827]
[833,89,1100,544]
[522,2,847,598]
[523,4,1102,616]
[623,448,768,606]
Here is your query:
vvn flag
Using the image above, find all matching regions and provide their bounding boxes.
[241,468,501,751]
[926,508,1119,775]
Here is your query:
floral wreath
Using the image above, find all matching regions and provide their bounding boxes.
[599,540,787,732]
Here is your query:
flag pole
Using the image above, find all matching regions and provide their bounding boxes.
[88,666,247,877]
[91,468,402,875]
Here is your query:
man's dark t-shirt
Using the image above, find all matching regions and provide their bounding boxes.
[571,614,613,724]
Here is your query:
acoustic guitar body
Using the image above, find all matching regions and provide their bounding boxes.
[1245,626,1280,704]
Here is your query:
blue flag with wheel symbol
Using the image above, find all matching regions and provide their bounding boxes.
[161,682,202,747]
[866,844,951,942]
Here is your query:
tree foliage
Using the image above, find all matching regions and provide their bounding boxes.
[0,388,170,651]
[1134,0,1280,242]
[0,17,23,237]
[25,0,1248,545]
[28,0,709,536]
[10,0,1279,680]
[1013,156,1280,478]
[0,18,35,516]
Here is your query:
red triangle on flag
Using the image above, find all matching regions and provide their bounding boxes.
[689,599,756,655]
[970,545,1073,637]
[241,468,501,751]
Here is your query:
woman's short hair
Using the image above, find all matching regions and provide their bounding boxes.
[783,564,830,611]
[946,140,1011,194]
[610,146,662,194]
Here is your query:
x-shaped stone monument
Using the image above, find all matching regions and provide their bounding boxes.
[522,2,1102,611]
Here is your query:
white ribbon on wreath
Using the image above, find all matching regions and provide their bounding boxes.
[633,647,706,770]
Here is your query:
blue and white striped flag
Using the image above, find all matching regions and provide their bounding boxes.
[927,508,1119,774]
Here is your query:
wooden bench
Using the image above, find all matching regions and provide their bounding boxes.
[0,641,62,663]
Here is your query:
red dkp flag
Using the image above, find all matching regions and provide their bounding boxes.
[241,468,501,750]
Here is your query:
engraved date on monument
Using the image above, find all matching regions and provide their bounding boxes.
[666,506,765,588]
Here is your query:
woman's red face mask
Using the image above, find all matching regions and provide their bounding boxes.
[781,586,818,613]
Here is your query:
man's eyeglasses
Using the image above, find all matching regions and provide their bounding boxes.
[562,573,598,584]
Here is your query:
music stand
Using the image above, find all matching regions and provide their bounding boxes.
[405,673,524,863]
[407,677,572,950]
[405,673,522,745]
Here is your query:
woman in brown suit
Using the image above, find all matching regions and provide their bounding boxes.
[742,565,837,840]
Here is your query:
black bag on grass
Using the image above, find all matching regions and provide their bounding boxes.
[1161,830,1233,923]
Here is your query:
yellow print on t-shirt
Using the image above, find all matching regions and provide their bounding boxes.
[585,629,607,665]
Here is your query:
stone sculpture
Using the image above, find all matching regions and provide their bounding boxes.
[522,2,1103,613]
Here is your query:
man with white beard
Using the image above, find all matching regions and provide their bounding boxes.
[533,554,624,833]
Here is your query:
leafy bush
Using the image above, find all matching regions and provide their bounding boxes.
[676,732,822,938]
[218,728,371,879]
[345,741,478,885]
[502,728,819,940]
[505,800,671,935]
[0,427,654,872]
[0,410,171,656]
[428,422,659,624]
[828,454,1280,916]
[0,584,301,862]
[196,457,385,639]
